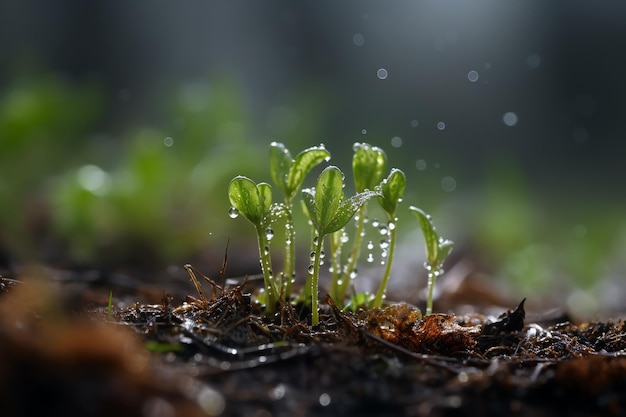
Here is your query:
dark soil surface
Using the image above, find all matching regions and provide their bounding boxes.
[1,272,626,417]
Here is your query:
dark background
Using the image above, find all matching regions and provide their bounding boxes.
[1,1,625,315]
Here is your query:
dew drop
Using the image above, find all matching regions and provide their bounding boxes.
[379,225,389,236]
[371,219,380,227]
[264,246,270,255]
[367,241,374,250]
[367,253,374,263]
[388,221,396,230]
[340,232,349,243]
[265,228,275,240]
[350,270,358,280]
[380,239,389,249]
[313,236,319,245]
[310,251,316,261]
[361,129,367,135]
[320,251,325,259]
[308,265,315,274]
[228,207,239,218]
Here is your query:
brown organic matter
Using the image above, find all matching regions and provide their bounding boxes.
[1,275,626,417]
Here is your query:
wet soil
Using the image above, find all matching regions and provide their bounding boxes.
[1,273,626,417]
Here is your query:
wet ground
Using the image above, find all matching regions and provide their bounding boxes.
[1,271,626,417]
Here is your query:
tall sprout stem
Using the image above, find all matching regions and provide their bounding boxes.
[283,208,295,298]
[256,226,278,314]
[373,219,397,308]
[310,234,325,325]
[425,269,438,315]
[335,205,367,303]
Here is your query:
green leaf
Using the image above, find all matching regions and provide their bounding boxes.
[324,189,380,235]
[352,142,387,193]
[269,142,293,196]
[286,145,330,200]
[257,182,273,220]
[313,166,345,234]
[378,168,406,216]
[228,176,271,225]
[409,206,439,266]
[437,239,454,266]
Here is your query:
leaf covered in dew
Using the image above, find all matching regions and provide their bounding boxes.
[409,206,439,266]
[437,239,454,266]
[269,142,330,202]
[352,142,387,193]
[312,166,344,234]
[228,176,272,225]
[269,142,293,196]
[377,168,406,217]
[324,189,380,235]
[287,145,330,200]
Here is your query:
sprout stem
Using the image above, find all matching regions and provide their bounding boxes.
[256,225,278,314]
[310,234,324,325]
[334,205,367,304]
[373,218,397,308]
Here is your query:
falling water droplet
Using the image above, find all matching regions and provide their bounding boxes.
[228,207,239,218]
[265,228,275,240]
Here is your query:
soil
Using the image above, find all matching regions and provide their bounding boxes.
[1,270,626,417]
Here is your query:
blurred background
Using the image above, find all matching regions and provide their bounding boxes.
[1,1,625,316]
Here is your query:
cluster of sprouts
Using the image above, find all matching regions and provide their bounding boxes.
[228,142,453,325]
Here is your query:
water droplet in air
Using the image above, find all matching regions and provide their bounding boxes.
[391,136,402,148]
[353,33,365,46]
[265,228,275,240]
[503,112,518,127]
[467,70,479,82]
[437,122,446,130]
[411,120,418,127]
[416,159,427,171]
[441,176,457,192]
[228,207,239,218]
[377,68,388,80]
[361,129,367,135]
[163,136,174,147]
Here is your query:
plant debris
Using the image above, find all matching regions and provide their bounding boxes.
[1,275,626,417]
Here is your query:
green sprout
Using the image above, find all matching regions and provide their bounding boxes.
[302,166,379,325]
[228,176,279,313]
[269,142,330,298]
[372,168,406,308]
[409,206,454,315]
[331,143,387,305]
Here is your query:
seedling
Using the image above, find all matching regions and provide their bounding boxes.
[372,168,406,308]
[269,142,330,298]
[228,176,279,312]
[330,143,387,304]
[410,206,454,315]
[302,166,380,324]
